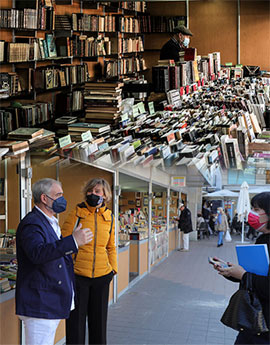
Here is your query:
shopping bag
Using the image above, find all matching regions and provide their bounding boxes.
[225,230,232,242]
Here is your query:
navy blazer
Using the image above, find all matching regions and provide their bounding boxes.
[15,207,78,319]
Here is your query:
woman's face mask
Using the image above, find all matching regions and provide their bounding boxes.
[86,193,103,207]
[248,210,268,231]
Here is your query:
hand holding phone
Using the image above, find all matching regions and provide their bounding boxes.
[208,256,228,268]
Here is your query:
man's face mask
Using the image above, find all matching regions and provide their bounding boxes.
[45,195,67,213]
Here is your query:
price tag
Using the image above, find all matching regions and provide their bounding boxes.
[225,62,233,66]
[81,130,93,142]
[132,104,139,117]
[137,102,145,114]
[59,135,72,148]
[148,101,155,115]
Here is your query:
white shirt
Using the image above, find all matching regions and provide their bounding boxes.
[34,205,75,311]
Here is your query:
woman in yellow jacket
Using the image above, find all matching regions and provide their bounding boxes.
[61,178,117,345]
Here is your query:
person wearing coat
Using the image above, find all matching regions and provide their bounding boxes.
[178,203,193,251]
[216,207,229,247]
[214,192,270,345]
[15,178,92,345]
[61,178,117,345]
[160,25,193,62]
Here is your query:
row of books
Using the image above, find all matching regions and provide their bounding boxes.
[0,103,53,137]
[84,81,123,124]
[71,13,116,32]
[104,57,147,78]
[0,7,54,30]
[119,1,146,12]
[55,90,84,116]
[138,15,186,33]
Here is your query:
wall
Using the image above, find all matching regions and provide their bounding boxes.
[145,0,270,81]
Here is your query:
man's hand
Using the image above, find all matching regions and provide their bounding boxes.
[73,223,93,247]
[217,263,246,280]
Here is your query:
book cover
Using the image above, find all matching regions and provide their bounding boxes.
[46,33,57,58]
[236,244,269,276]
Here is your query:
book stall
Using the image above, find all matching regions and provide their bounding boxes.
[0,0,270,344]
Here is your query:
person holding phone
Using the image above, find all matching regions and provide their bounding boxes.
[213,192,270,345]
[61,178,117,345]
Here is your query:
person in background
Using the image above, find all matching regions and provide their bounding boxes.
[246,224,257,241]
[202,201,212,235]
[209,213,217,235]
[177,203,193,251]
[197,213,207,240]
[62,178,117,345]
[160,25,193,62]
[214,192,270,344]
[232,213,241,234]
[16,178,93,345]
[225,209,231,229]
[216,207,229,247]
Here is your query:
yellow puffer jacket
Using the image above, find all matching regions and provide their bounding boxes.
[61,202,117,278]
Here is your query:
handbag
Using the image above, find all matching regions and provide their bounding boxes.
[221,273,269,334]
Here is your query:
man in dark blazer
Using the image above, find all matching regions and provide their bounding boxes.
[178,202,193,251]
[160,25,193,62]
[16,178,93,345]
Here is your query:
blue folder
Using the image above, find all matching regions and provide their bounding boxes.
[236,244,269,276]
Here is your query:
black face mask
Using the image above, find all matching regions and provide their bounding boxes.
[86,193,103,207]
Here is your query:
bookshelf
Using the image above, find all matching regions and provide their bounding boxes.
[0,159,8,233]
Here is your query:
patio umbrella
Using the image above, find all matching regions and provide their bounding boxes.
[204,189,239,199]
[236,181,251,243]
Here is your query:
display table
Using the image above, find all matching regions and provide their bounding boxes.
[150,230,168,266]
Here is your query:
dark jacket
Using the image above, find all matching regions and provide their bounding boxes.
[249,233,270,329]
[16,207,78,319]
[160,38,183,62]
[178,207,193,233]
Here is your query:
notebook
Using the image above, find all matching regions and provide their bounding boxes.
[236,244,269,276]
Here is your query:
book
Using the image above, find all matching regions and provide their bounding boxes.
[45,33,57,58]
[68,123,110,134]
[236,244,269,276]
[7,127,44,139]
[0,140,29,152]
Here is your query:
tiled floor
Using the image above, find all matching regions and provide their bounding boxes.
[107,233,246,345]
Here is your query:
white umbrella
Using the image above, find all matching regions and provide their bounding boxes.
[204,189,239,199]
[236,181,251,243]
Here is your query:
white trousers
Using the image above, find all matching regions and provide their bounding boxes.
[19,316,60,345]
[179,231,189,250]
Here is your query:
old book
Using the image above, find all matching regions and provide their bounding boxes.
[0,140,29,152]
[8,127,44,139]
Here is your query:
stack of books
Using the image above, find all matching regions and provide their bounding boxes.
[84,81,123,124]
[68,122,111,141]
[0,140,29,156]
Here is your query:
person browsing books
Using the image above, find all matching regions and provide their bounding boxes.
[16,178,93,345]
[214,192,270,345]
[61,178,117,345]
[160,25,193,63]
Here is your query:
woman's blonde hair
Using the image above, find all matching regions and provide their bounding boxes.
[83,178,112,203]
[217,207,224,214]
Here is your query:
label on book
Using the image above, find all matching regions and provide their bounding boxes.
[148,102,155,115]
[59,135,72,148]
[81,130,93,142]
[137,102,145,114]
[132,105,139,117]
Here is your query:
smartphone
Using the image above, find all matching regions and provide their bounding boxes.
[208,256,228,268]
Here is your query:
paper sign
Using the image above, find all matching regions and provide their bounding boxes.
[81,130,93,142]
[121,113,129,122]
[148,101,155,115]
[225,62,233,66]
[59,135,72,148]
[132,104,139,117]
[137,102,145,114]
[171,176,186,187]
